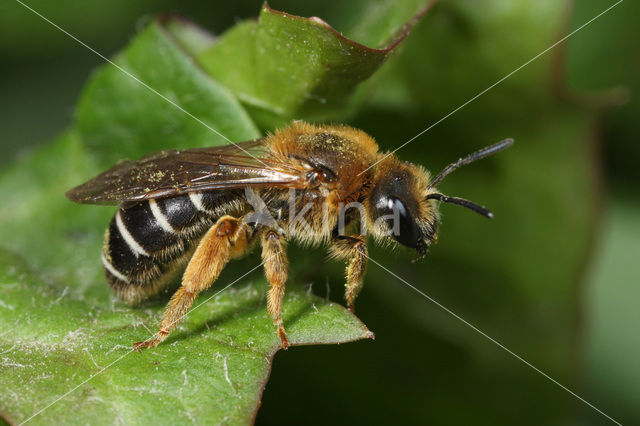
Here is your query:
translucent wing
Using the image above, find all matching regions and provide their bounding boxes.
[66,139,308,205]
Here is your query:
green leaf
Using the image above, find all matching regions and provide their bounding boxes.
[187,2,433,127]
[0,249,371,424]
[0,131,374,424]
[0,3,420,422]
[75,21,261,167]
[2,0,611,424]
[0,131,109,302]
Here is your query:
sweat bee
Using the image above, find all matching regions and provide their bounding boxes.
[67,121,512,349]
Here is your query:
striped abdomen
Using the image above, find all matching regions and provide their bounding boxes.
[102,191,244,305]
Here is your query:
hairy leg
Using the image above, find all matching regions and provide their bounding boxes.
[134,215,250,349]
[329,235,368,312]
[261,229,289,348]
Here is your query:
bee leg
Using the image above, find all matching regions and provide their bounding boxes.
[329,235,368,313]
[261,229,289,349]
[134,215,249,350]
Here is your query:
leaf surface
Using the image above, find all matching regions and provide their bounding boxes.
[0,249,371,424]
[190,2,433,127]
[0,3,428,422]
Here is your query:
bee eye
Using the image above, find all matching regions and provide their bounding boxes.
[377,197,422,248]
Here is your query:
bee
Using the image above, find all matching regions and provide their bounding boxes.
[67,121,512,350]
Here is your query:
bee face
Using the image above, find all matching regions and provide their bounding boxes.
[368,160,438,254]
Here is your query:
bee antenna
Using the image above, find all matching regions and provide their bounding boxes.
[427,138,513,189]
[426,193,494,219]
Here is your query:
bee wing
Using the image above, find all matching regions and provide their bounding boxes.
[66,139,308,205]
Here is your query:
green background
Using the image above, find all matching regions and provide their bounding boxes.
[1,0,638,425]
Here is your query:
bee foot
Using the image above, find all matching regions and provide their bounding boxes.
[278,325,289,350]
[133,339,160,351]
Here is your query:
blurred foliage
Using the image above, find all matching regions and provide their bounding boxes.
[0,0,638,425]
[567,0,640,183]
[583,192,640,424]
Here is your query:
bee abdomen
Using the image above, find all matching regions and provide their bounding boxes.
[101,191,244,304]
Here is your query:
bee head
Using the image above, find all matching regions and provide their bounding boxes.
[366,138,513,254]
[367,159,437,255]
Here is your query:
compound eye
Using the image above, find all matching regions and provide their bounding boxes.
[383,197,422,248]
